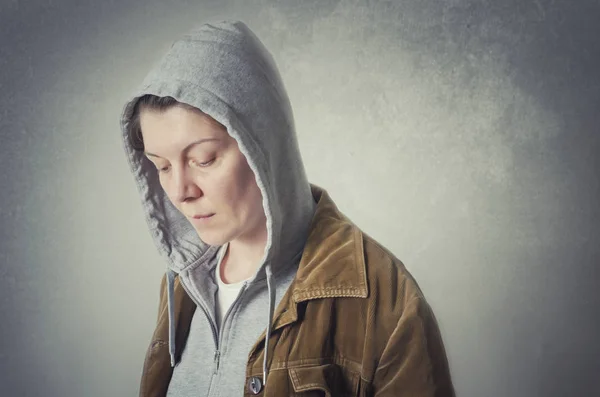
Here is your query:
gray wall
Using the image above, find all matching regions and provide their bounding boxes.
[1,0,598,396]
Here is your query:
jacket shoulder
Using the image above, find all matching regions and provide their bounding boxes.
[361,230,426,305]
[357,231,456,396]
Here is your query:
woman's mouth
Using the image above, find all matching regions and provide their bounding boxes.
[191,213,215,222]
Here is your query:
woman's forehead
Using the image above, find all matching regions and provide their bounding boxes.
[140,105,229,137]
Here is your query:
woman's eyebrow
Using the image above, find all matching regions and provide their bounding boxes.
[144,138,220,158]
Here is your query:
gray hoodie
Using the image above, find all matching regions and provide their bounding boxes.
[119,20,316,395]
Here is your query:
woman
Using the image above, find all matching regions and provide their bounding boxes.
[120,20,455,397]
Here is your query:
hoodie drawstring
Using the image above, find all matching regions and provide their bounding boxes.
[263,263,276,386]
[167,268,176,367]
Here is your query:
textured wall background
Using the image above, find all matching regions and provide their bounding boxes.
[1,0,598,396]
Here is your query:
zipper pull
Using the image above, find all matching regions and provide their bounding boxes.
[213,350,221,374]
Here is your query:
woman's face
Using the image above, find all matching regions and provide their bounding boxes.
[139,104,266,246]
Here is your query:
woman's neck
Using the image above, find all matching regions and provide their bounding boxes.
[219,221,268,284]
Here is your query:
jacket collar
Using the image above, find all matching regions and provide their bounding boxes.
[269,184,368,332]
[292,184,368,301]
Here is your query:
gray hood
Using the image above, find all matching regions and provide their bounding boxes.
[119,20,316,380]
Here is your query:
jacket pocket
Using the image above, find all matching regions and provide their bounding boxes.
[288,364,359,397]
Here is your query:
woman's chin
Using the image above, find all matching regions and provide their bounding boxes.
[194,229,229,247]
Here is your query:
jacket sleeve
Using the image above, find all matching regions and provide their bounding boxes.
[155,272,169,323]
[372,296,456,397]
[139,273,173,397]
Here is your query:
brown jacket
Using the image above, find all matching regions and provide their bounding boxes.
[140,186,456,396]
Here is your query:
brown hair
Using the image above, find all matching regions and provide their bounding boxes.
[127,95,196,151]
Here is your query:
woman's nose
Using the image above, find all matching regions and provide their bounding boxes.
[172,168,202,203]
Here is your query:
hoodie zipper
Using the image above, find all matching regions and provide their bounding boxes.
[213,350,220,373]
[213,282,249,372]
[178,276,220,350]
[178,277,222,395]
[179,276,251,376]
[179,270,269,396]
[206,282,250,397]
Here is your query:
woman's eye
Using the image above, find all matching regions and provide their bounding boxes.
[192,158,215,167]
[152,162,170,173]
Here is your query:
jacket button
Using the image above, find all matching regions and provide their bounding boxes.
[247,376,262,394]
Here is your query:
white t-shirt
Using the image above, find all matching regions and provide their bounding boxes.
[214,242,247,330]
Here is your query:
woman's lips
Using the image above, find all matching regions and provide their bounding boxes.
[191,213,215,222]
